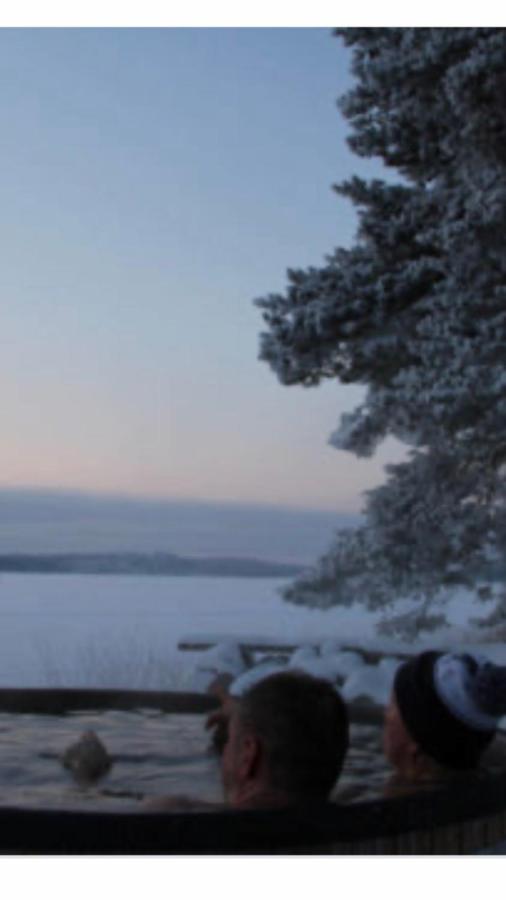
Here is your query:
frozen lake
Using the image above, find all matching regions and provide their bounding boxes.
[1,572,503,689]
[0,572,385,688]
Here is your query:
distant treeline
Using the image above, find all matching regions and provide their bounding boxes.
[0,552,303,578]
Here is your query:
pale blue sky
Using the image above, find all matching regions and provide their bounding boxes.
[1,28,405,512]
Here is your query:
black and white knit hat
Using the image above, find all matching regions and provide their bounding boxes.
[394,651,506,770]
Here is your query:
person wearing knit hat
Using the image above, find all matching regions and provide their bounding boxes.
[383,650,506,783]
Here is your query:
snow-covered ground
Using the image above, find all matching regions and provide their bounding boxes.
[0,572,350,688]
[0,573,504,707]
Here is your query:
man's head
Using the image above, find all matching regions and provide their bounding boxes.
[384,650,506,779]
[221,671,349,808]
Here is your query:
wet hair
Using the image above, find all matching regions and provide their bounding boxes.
[394,651,506,770]
[237,671,349,800]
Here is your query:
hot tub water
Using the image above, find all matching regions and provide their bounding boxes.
[0,710,389,810]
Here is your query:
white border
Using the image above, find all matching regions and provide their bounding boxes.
[1,2,505,27]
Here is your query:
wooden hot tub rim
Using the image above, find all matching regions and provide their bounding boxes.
[0,687,383,725]
[1,771,506,854]
[0,687,218,715]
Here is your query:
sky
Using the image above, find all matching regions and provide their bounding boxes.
[1,26,407,515]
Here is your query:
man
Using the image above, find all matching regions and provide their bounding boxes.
[383,650,506,786]
[145,670,349,810]
[221,670,349,808]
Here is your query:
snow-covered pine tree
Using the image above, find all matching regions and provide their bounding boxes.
[256,28,506,638]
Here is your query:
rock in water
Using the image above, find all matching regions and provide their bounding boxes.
[62,730,112,783]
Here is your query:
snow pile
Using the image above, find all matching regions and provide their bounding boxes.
[320,647,364,678]
[285,645,363,683]
[191,641,248,692]
[289,646,319,667]
[190,639,404,708]
[189,635,506,725]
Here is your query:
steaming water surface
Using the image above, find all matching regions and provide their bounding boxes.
[0,710,389,810]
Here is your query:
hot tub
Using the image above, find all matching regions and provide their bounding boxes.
[0,688,505,854]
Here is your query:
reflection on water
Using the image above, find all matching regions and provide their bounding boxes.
[0,710,392,810]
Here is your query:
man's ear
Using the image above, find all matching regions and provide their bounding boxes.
[239,732,262,780]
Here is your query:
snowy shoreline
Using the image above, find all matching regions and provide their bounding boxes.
[1,572,504,701]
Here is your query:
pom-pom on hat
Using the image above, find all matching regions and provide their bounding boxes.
[393,651,506,770]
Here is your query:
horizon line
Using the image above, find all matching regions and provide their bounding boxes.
[0,484,362,519]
